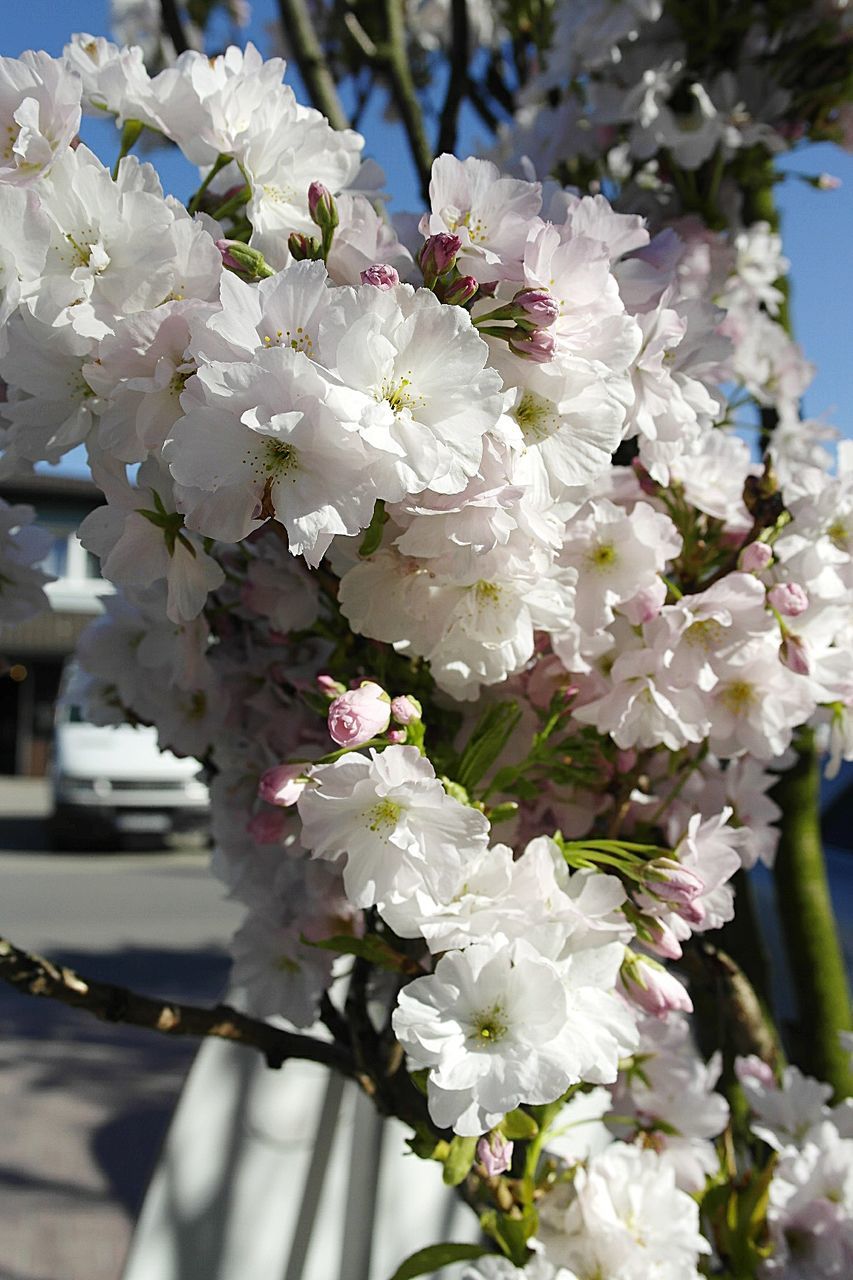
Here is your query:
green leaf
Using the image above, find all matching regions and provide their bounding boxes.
[501,1109,539,1140]
[359,500,388,557]
[301,932,420,975]
[442,1134,478,1186]
[454,702,522,792]
[387,1243,490,1280]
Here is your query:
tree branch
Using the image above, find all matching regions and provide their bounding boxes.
[437,0,470,157]
[275,0,351,132]
[160,0,191,55]
[0,937,354,1077]
[382,0,434,201]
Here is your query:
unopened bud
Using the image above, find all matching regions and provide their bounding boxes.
[512,288,559,329]
[643,916,683,961]
[258,763,307,808]
[477,1131,514,1177]
[288,232,319,261]
[739,541,773,573]
[780,632,810,675]
[308,181,338,232]
[646,857,704,906]
[735,1054,777,1089]
[328,680,391,747]
[317,674,346,698]
[620,953,693,1018]
[360,263,400,290]
[418,233,460,286]
[215,239,275,280]
[440,274,479,307]
[768,582,808,617]
[387,728,407,744]
[509,329,556,362]
[391,695,422,725]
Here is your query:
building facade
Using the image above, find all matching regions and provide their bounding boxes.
[0,473,107,776]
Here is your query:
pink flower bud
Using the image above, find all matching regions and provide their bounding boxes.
[360,263,400,290]
[735,1054,776,1089]
[780,632,810,675]
[768,582,809,617]
[288,232,318,261]
[328,681,391,747]
[512,288,559,329]
[308,181,338,230]
[387,728,407,744]
[477,1131,514,1177]
[616,748,637,775]
[739,541,773,573]
[509,329,556,362]
[644,917,683,961]
[391,695,422,725]
[258,763,307,808]
[646,857,704,905]
[440,274,479,307]
[621,955,693,1018]
[247,808,287,844]
[317,674,346,697]
[418,233,460,284]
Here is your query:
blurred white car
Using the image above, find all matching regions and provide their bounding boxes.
[49,700,210,850]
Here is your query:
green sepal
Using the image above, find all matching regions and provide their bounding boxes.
[442,1134,478,1186]
[480,1206,538,1266]
[500,1108,539,1140]
[358,500,388,557]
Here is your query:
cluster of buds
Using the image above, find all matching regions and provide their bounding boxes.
[288,181,340,263]
[417,233,479,307]
[473,288,559,363]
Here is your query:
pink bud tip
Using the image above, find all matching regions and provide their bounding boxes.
[258,763,307,808]
[360,263,400,290]
[768,582,808,617]
[308,181,331,217]
[390,695,421,725]
[477,1132,514,1177]
[509,329,556,363]
[512,288,559,328]
[739,541,773,573]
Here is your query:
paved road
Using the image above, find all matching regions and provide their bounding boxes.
[0,792,242,1280]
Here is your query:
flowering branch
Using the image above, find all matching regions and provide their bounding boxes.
[0,937,355,1077]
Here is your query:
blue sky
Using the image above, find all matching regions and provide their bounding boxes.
[5,1,853,476]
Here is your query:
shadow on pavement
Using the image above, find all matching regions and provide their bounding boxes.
[0,945,231,1223]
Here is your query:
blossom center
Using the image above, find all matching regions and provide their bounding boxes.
[263,439,299,478]
[469,1005,508,1044]
[474,580,502,605]
[262,326,314,356]
[719,679,757,714]
[513,390,560,444]
[827,518,850,550]
[587,542,618,570]
[685,618,724,649]
[364,798,403,833]
[377,375,422,416]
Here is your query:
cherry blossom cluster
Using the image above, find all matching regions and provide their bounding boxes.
[1,32,852,1279]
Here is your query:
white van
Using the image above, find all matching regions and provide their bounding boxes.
[49,698,210,850]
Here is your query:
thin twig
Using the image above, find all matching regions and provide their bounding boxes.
[276,0,351,131]
[0,937,354,1076]
[382,0,434,200]
[160,0,191,55]
[437,0,470,157]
